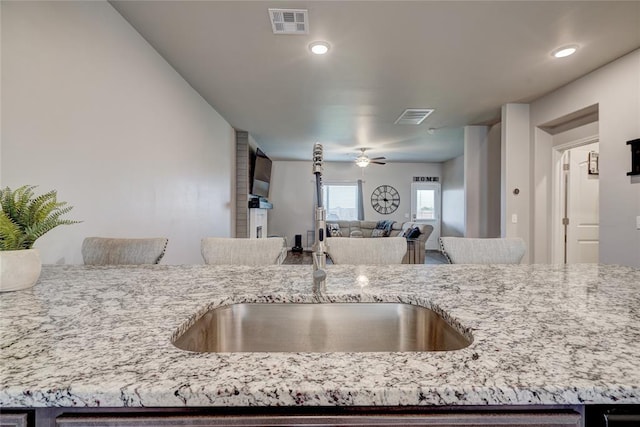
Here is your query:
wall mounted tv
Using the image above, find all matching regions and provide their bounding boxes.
[250,147,272,199]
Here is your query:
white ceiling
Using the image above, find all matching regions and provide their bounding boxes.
[110,1,640,163]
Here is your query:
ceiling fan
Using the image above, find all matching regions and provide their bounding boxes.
[355,148,386,168]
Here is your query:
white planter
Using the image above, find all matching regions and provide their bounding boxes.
[0,249,42,292]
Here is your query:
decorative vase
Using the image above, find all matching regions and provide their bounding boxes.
[0,249,42,292]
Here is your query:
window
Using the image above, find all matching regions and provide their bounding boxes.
[322,183,360,221]
[411,182,440,221]
[416,188,435,220]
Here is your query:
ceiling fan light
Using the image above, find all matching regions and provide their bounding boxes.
[356,158,370,168]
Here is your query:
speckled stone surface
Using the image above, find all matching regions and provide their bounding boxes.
[1,263,639,408]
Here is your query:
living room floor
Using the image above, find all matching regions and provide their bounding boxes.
[425,250,448,264]
[283,250,448,265]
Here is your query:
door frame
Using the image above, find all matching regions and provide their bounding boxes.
[551,135,599,264]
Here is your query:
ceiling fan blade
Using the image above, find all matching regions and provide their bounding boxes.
[371,161,386,165]
[370,156,386,160]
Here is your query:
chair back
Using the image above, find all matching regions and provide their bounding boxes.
[201,237,286,265]
[327,237,407,265]
[82,237,168,265]
[439,237,526,264]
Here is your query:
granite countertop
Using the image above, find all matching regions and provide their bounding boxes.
[1,263,639,408]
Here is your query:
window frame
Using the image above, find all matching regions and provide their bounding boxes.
[322,182,361,221]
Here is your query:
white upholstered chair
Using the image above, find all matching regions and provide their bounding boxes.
[439,237,526,264]
[82,237,168,265]
[201,237,286,265]
[326,237,407,265]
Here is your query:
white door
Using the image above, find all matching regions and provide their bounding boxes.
[410,182,441,250]
[565,143,599,263]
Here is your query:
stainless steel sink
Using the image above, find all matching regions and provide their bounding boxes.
[173,303,471,353]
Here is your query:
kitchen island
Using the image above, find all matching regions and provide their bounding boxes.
[1,263,639,426]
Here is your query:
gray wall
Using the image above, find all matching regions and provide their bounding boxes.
[1,1,234,264]
[501,103,531,262]
[530,49,640,267]
[441,155,465,237]
[481,123,502,238]
[442,123,501,240]
[268,161,441,249]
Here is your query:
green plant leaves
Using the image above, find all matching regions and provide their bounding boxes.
[0,185,80,251]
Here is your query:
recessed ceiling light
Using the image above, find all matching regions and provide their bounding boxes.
[552,45,578,58]
[309,41,330,55]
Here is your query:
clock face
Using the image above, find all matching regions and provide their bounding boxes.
[371,185,400,214]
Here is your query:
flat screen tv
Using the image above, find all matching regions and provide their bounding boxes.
[250,147,272,199]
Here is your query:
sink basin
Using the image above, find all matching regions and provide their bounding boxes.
[173,303,471,352]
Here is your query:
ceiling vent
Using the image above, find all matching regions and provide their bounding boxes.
[394,109,434,125]
[268,9,309,35]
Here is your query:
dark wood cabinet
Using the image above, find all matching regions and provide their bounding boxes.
[54,411,581,427]
[0,412,30,427]
[21,407,584,427]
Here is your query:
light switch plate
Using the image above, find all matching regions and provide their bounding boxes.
[511,214,518,224]
[637,215,640,230]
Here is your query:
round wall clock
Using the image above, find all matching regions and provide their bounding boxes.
[371,185,400,214]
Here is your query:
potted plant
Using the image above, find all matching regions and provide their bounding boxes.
[0,185,80,292]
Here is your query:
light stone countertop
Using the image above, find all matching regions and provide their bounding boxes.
[1,263,639,408]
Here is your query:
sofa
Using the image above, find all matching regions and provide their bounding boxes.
[326,220,434,264]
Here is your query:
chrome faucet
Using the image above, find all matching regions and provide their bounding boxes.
[312,143,327,296]
[312,264,326,296]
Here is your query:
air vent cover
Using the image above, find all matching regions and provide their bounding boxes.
[394,109,434,125]
[268,9,309,34]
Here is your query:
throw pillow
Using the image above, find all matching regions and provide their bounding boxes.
[371,228,389,238]
[406,226,421,239]
[375,220,396,233]
[327,223,342,237]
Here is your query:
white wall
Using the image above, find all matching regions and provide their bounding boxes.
[441,155,465,237]
[268,162,316,248]
[1,1,234,264]
[530,49,640,267]
[501,103,531,262]
[553,121,599,147]
[269,161,441,249]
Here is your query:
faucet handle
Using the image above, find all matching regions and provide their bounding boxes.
[313,268,326,282]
